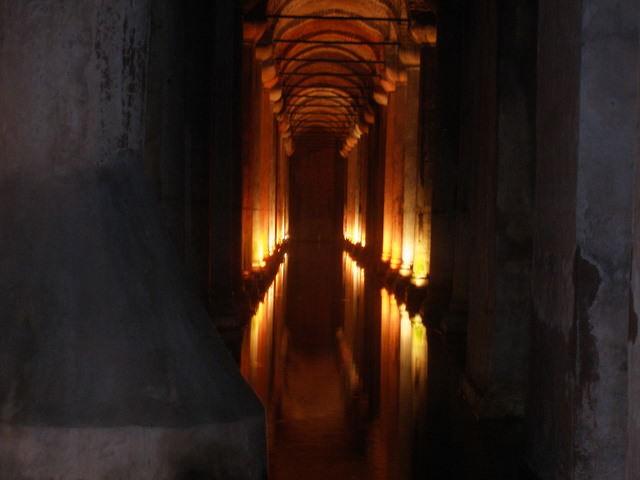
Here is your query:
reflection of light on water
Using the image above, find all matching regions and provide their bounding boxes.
[241,251,428,480]
[241,257,288,404]
[340,252,366,394]
[411,316,427,418]
[375,288,428,479]
[376,288,401,478]
[249,301,265,371]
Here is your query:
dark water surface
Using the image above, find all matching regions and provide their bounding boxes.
[240,243,429,480]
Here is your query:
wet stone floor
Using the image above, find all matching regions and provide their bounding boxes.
[226,242,528,480]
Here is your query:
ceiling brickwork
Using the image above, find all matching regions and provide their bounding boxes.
[245,0,436,155]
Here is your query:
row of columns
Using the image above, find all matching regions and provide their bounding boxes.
[343,42,432,288]
[426,0,640,478]
[242,32,290,275]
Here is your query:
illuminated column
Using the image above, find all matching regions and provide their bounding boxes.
[381,97,393,262]
[259,88,274,262]
[399,54,421,277]
[380,53,407,270]
[280,136,288,244]
[282,145,290,241]
[352,144,361,245]
[250,86,274,269]
[357,133,369,246]
[276,138,286,245]
[412,57,433,288]
[390,84,406,270]
[344,145,360,244]
[249,40,283,270]
[250,83,264,269]
[241,28,263,274]
[381,91,398,264]
[343,148,352,242]
[268,123,277,255]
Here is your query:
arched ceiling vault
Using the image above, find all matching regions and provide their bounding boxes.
[244,0,438,156]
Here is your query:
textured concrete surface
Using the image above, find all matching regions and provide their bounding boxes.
[630,192,640,480]
[571,1,637,477]
[627,2,640,477]
[530,0,638,478]
[0,1,265,477]
[0,421,264,480]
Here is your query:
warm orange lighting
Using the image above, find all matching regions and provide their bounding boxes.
[399,266,412,277]
[400,231,415,276]
[381,232,392,263]
[411,213,430,286]
[410,314,427,418]
[268,231,276,256]
[411,276,428,287]
[241,255,287,404]
[390,224,403,270]
[249,301,265,367]
[341,251,366,396]
[353,220,362,246]
[242,290,273,402]
[253,239,267,269]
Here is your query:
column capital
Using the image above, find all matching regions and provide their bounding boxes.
[243,20,268,44]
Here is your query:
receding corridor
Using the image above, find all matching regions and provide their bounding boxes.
[1,1,640,479]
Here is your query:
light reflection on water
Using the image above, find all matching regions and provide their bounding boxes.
[240,249,427,479]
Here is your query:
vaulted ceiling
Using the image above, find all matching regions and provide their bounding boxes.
[244,0,437,155]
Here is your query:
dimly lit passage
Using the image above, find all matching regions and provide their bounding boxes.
[2,0,640,479]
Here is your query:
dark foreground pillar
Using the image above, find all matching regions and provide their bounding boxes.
[0,2,264,478]
[530,0,638,478]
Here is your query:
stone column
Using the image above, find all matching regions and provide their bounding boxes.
[276,136,288,245]
[365,116,386,261]
[358,132,369,246]
[268,121,277,255]
[345,147,358,243]
[381,92,396,264]
[381,75,407,270]
[429,0,464,327]
[399,57,422,280]
[462,0,536,418]
[629,60,640,479]
[258,87,274,259]
[0,1,265,478]
[391,83,407,270]
[530,0,638,477]
[209,1,245,324]
[241,37,259,275]
[418,45,439,295]
[143,0,186,253]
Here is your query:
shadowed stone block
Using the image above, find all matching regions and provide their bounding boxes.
[0,1,265,478]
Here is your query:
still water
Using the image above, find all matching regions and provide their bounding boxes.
[240,243,428,479]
